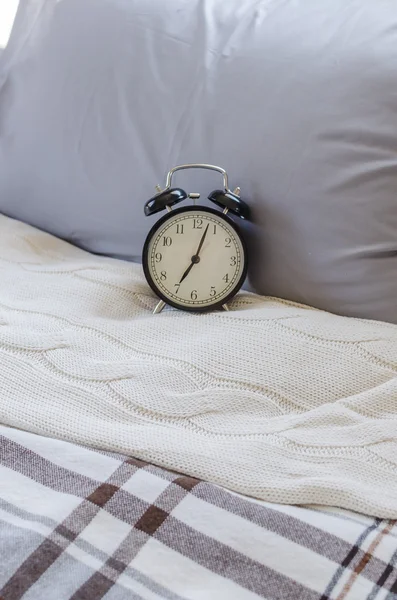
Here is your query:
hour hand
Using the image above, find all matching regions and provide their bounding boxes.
[179,261,195,284]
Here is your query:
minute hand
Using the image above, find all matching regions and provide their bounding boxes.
[195,223,209,257]
[178,224,210,285]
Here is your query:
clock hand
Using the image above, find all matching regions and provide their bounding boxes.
[179,261,195,284]
[195,223,209,257]
[178,224,210,285]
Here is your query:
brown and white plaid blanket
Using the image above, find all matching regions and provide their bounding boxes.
[1,425,397,600]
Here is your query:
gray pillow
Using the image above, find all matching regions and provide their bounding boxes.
[1,0,397,322]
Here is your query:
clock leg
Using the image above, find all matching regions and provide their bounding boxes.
[153,300,166,314]
[222,303,230,312]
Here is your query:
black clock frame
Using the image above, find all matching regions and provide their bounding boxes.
[142,205,248,313]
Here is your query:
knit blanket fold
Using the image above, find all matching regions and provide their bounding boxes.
[0,214,396,518]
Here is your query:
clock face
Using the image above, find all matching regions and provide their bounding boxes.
[143,206,247,311]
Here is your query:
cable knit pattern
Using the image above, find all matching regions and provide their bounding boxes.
[0,214,396,517]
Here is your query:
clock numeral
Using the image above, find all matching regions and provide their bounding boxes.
[225,237,231,248]
[193,219,203,229]
[160,271,167,281]
[174,283,180,295]
[210,286,216,297]
[191,290,198,301]
[155,252,162,263]
[176,224,184,234]
[213,225,217,234]
[230,256,237,266]
[222,273,229,283]
[163,236,172,247]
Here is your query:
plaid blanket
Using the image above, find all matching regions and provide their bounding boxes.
[1,425,397,600]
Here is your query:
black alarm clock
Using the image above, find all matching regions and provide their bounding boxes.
[142,164,249,314]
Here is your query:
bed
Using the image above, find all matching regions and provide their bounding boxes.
[0,214,397,600]
[2,424,397,600]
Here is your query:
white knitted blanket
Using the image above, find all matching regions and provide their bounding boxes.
[1,215,397,518]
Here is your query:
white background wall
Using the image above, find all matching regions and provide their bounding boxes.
[0,0,19,48]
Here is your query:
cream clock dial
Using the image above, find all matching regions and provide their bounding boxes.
[143,206,247,312]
